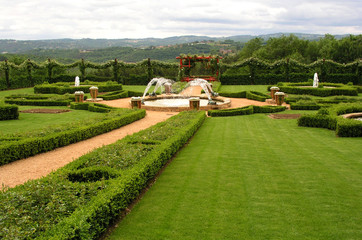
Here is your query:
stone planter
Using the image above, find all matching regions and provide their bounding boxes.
[270,86,280,101]
[131,97,142,109]
[189,97,200,110]
[275,92,285,106]
[89,86,98,99]
[74,91,84,103]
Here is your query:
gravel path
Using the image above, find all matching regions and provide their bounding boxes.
[0,92,286,189]
[0,109,177,189]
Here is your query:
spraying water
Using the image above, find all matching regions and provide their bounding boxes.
[184,78,216,101]
[142,77,175,99]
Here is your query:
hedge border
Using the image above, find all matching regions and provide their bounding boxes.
[208,105,286,117]
[0,104,19,120]
[276,82,358,97]
[34,111,206,239]
[297,103,362,137]
[0,109,146,166]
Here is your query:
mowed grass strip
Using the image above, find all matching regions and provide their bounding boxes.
[109,114,361,240]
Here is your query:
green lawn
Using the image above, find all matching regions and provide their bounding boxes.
[0,106,104,135]
[108,113,362,240]
[0,87,34,102]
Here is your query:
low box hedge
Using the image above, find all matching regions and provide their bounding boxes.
[218,91,247,98]
[298,103,362,137]
[336,118,362,137]
[0,104,19,120]
[34,83,123,94]
[246,91,271,102]
[70,102,115,113]
[5,99,71,106]
[0,111,206,239]
[0,109,146,166]
[100,90,129,100]
[208,105,286,117]
[278,83,358,97]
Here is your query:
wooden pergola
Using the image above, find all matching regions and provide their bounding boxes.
[176,55,222,82]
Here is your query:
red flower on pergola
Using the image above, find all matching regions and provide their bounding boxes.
[176,55,222,82]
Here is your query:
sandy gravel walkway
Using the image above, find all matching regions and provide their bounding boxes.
[0,91,286,189]
[0,109,177,189]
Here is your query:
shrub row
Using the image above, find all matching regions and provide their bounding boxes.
[220,73,360,85]
[38,111,206,240]
[100,90,129,100]
[220,73,311,85]
[218,90,270,102]
[5,99,71,106]
[246,91,271,102]
[0,109,145,166]
[0,104,19,120]
[34,83,123,94]
[0,111,206,239]
[208,105,286,117]
[290,100,322,110]
[277,83,358,97]
[218,90,247,98]
[70,102,115,113]
[297,103,362,137]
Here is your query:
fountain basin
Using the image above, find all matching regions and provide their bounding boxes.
[342,112,362,121]
[139,94,231,112]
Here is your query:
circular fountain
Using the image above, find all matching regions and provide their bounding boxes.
[138,78,230,112]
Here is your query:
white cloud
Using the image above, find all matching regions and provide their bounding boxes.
[0,0,360,40]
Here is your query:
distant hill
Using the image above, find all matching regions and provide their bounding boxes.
[0,33,350,54]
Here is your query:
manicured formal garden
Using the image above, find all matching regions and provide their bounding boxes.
[0,110,206,239]
[0,78,361,239]
[107,113,362,240]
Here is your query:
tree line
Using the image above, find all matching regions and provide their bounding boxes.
[224,34,361,64]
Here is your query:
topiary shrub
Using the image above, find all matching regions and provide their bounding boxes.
[0,104,19,120]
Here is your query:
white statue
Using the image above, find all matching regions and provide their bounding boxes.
[75,76,80,87]
[313,73,319,88]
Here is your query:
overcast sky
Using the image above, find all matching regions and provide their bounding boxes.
[0,0,361,40]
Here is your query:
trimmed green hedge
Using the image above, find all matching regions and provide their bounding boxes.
[34,83,123,94]
[298,103,362,137]
[5,99,71,106]
[297,114,338,130]
[127,90,144,97]
[278,82,358,97]
[70,102,115,113]
[208,105,286,117]
[0,111,205,240]
[336,118,362,137]
[290,100,322,110]
[218,90,247,98]
[0,109,145,166]
[246,91,271,102]
[219,73,312,85]
[0,104,19,120]
[100,90,129,100]
[218,90,270,102]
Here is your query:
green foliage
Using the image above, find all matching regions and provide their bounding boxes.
[34,82,122,94]
[297,114,338,130]
[100,90,129,100]
[278,82,358,97]
[245,91,271,102]
[208,105,286,117]
[218,90,247,98]
[0,104,19,120]
[298,103,362,137]
[336,118,362,137]
[0,109,145,166]
[0,111,205,239]
[290,100,322,110]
